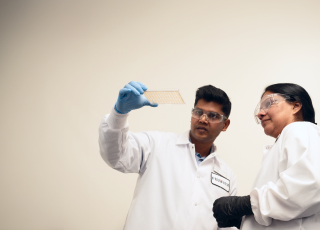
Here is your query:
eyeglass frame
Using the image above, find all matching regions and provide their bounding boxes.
[191,108,228,124]
[254,93,292,124]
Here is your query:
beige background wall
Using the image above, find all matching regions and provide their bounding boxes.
[1,1,320,229]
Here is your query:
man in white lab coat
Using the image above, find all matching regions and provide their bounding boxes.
[99,81,237,230]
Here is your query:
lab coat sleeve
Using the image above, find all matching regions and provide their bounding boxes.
[250,123,320,226]
[99,108,155,174]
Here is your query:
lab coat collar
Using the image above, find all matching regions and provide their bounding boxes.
[262,133,281,155]
[176,131,221,164]
[176,131,191,145]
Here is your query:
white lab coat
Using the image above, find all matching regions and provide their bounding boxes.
[241,122,320,229]
[99,108,238,230]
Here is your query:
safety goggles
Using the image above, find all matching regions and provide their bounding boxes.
[254,93,291,124]
[191,108,227,123]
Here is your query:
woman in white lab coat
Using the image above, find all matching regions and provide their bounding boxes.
[213,83,320,229]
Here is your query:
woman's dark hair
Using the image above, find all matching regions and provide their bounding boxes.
[194,85,231,118]
[263,83,316,124]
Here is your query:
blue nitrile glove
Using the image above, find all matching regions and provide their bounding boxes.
[115,81,158,114]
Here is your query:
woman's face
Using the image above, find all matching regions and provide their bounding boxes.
[257,91,297,138]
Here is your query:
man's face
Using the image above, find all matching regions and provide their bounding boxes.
[190,99,230,144]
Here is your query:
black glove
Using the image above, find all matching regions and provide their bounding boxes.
[216,217,242,229]
[213,195,253,223]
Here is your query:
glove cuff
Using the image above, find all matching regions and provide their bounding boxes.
[241,195,254,216]
[114,103,128,114]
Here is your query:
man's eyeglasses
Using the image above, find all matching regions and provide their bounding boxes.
[191,108,227,123]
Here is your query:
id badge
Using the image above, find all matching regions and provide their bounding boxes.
[211,172,230,192]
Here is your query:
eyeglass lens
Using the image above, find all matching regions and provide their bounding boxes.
[192,109,222,123]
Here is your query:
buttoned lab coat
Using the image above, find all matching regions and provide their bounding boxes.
[99,108,238,230]
[241,122,320,229]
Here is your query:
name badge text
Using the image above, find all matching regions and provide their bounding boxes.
[211,172,230,192]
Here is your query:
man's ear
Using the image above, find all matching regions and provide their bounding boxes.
[221,119,230,132]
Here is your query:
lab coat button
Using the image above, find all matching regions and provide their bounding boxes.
[195,203,198,206]
[197,175,200,178]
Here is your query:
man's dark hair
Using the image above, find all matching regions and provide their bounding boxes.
[194,85,232,118]
[263,83,316,124]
